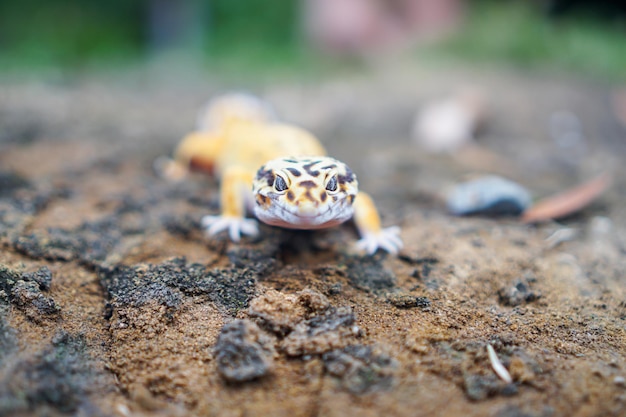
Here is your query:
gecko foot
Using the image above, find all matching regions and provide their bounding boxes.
[153,156,188,181]
[356,226,403,255]
[201,215,259,242]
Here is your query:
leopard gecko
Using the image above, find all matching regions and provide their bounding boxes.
[161,95,402,254]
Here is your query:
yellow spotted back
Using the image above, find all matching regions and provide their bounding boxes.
[215,123,327,175]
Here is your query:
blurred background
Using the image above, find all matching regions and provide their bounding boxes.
[1,0,626,203]
[0,0,624,80]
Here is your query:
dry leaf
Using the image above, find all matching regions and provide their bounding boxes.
[521,172,612,223]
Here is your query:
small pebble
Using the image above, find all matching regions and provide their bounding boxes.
[589,216,613,237]
[412,90,485,153]
[498,277,541,307]
[446,176,531,216]
[545,228,578,249]
[386,293,431,310]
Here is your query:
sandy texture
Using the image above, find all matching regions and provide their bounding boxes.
[1,66,626,417]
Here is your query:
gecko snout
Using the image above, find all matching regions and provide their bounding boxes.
[296,201,320,217]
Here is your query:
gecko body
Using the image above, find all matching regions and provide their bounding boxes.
[164,94,402,254]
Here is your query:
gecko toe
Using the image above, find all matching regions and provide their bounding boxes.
[357,226,403,255]
[202,215,259,242]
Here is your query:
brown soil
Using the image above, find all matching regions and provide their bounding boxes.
[1,65,626,417]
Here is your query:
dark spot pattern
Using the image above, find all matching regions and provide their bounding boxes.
[303,161,321,177]
[304,191,316,202]
[286,168,302,177]
[256,194,270,208]
[338,167,356,184]
[256,167,274,186]
[321,164,337,170]
[320,192,327,202]
[286,191,295,202]
[283,159,298,163]
[348,195,355,204]
[298,180,317,189]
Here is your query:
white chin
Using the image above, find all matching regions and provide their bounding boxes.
[255,207,352,230]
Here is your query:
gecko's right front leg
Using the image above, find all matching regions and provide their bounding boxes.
[201,165,259,242]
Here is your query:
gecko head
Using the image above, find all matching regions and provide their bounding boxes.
[252,156,358,229]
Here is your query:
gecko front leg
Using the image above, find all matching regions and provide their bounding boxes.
[201,165,259,242]
[353,192,403,255]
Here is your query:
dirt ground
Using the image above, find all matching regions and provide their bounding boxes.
[1,64,626,417]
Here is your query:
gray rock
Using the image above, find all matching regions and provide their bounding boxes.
[447,176,531,216]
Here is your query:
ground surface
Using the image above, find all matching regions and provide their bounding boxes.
[1,64,626,417]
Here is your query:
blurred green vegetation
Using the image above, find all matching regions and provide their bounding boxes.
[0,0,306,74]
[433,1,626,80]
[206,0,310,76]
[0,0,624,81]
[0,0,144,69]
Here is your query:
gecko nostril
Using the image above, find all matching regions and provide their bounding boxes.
[298,201,318,216]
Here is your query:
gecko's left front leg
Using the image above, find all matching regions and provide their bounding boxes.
[201,165,259,242]
[352,191,403,255]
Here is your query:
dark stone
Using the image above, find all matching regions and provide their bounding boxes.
[322,344,396,394]
[0,331,108,414]
[13,217,123,266]
[22,266,53,291]
[0,264,21,303]
[14,231,78,262]
[327,283,343,296]
[282,307,358,356]
[386,293,431,310]
[343,254,396,292]
[498,276,541,307]
[214,320,275,383]
[99,261,186,311]
[0,264,59,320]
[99,257,258,316]
[202,268,258,315]
[463,374,502,401]
[11,280,60,319]
[303,307,355,337]
[227,246,277,275]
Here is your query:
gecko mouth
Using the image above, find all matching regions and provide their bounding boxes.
[255,196,353,229]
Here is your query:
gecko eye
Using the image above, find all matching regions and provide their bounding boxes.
[325,175,338,192]
[274,175,288,192]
